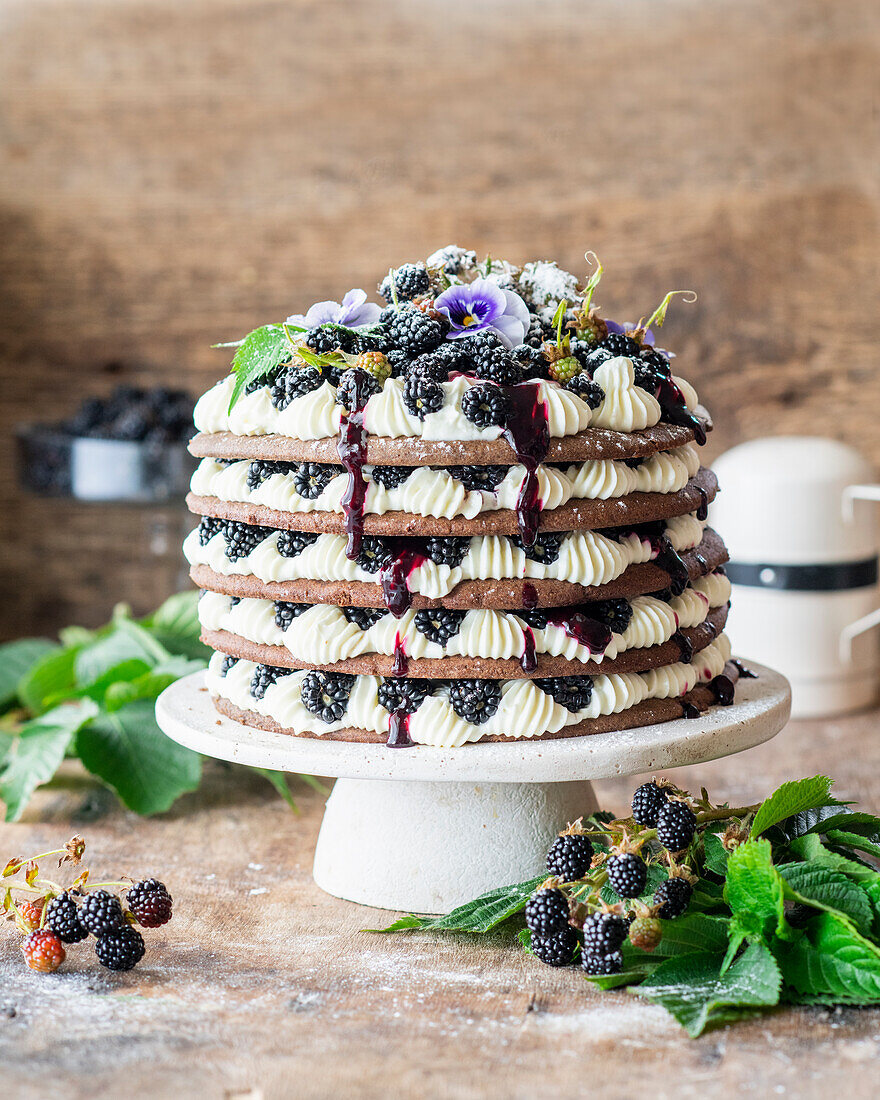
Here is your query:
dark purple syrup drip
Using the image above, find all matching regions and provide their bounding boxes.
[672,630,694,663]
[731,658,757,679]
[380,547,427,618]
[651,535,690,597]
[501,383,550,547]
[387,710,414,747]
[680,700,701,719]
[656,377,707,446]
[336,374,373,560]
[521,582,539,610]
[392,632,408,676]
[547,612,612,654]
[695,486,709,522]
[520,627,537,673]
[708,674,735,706]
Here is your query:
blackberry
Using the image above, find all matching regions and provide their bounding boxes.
[606,853,648,898]
[292,462,336,500]
[653,876,693,919]
[336,368,380,412]
[300,671,356,723]
[639,346,672,378]
[656,801,698,852]
[632,363,660,393]
[385,348,411,377]
[389,307,445,354]
[467,332,522,385]
[524,314,546,348]
[630,781,669,827]
[448,465,508,492]
[406,351,450,383]
[274,601,309,631]
[581,345,614,372]
[403,374,444,419]
[229,596,241,606]
[354,351,392,384]
[250,664,294,701]
[45,891,88,944]
[581,950,623,975]
[246,460,292,491]
[80,890,125,937]
[512,533,563,565]
[369,465,413,490]
[223,521,273,562]
[548,355,580,384]
[517,608,548,630]
[126,879,173,928]
[582,911,627,955]
[379,304,397,324]
[533,676,593,713]
[219,655,239,676]
[592,599,633,637]
[511,343,545,366]
[532,927,580,967]
[377,677,431,715]
[270,365,323,411]
[197,516,223,546]
[525,888,570,937]
[598,332,641,358]
[434,341,471,371]
[356,536,394,574]
[424,536,470,568]
[628,916,663,951]
[305,324,339,353]
[276,530,319,558]
[460,383,510,429]
[21,929,66,973]
[448,679,502,725]
[341,606,386,631]
[547,834,594,880]
[379,263,431,303]
[413,608,466,645]
[565,374,604,408]
[95,926,145,972]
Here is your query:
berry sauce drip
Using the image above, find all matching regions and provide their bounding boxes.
[520,626,537,673]
[501,383,550,547]
[731,658,757,679]
[708,674,735,706]
[336,373,373,560]
[651,535,690,597]
[680,700,701,720]
[672,630,694,663]
[522,582,539,610]
[380,547,427,618]
[695,486,709,522]
[656,377,707,447]
[387,711,414,748]
[548,612,612,654]
[392,633,408,676]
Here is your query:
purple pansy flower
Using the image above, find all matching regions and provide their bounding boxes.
[434,279,530,348]
[286,288,381,329]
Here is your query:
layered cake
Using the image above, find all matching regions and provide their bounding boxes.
[185,247,743,747]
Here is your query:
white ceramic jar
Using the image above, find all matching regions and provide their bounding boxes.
[710,437,880,717]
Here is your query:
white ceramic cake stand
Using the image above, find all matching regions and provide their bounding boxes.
[156,665,790,913]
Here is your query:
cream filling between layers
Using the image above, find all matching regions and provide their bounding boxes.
[206,635,732,747]
[192,356,697,442]
[184,514,708,596]
[190,445,701,520]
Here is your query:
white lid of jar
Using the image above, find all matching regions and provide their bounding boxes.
[710,436,877,564]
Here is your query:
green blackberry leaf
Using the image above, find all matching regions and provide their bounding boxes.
[825,830,880,860]
[654,914,731,957]
[702,832,729,876]
[750,776,834,838]
[801,811,880,841]
[74,621,172,688]
[779,863,874,933]
[724,839,786,939]
[0,638,57,709]
[633,943,782,1037]
[366,876,544,934]
[765,801,856,845]
[774,912,880,1002]
[139,591,210,661]
[788,833,878,883]
[0,700,99,821]
[225,324,289,413]
[16,646,79,715]
[102,658,205,712]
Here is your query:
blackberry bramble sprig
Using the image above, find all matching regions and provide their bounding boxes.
[3,835,173,974]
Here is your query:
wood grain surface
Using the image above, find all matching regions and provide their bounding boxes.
[1,710,879,1098]
[0,0,878,639]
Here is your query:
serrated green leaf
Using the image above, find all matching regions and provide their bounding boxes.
[779,863,873,932]
[634,943,782,1037]
[227,325,288,413]
[768,801,855,845]
[788,834,877,883]
[724,839,786,939]
[804,812,880,841]
[17,646,80,715]
[75,698,201,815]
[860,878,880,939]
[0,638,58,709]
[101,658,205,712]
[140,591,210,661]
[655,913,732,956]
[0,700,99,821]
[825,830,880,860]
[703,832,729,877]
[74,621,171,688]
[750,776,833,837]
[774,912,880,1002]
[366,876,544,934]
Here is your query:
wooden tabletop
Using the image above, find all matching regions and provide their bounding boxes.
[2,710,879,1099]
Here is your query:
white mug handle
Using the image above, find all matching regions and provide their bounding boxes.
[839,484,880,664]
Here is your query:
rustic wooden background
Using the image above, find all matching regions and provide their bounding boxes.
[1,0,878,639]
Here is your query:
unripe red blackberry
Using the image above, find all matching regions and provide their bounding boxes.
[628,916,663,951]
[21,929,65,973]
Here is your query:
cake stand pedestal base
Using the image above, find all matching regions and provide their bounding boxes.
[156,664,790,913]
